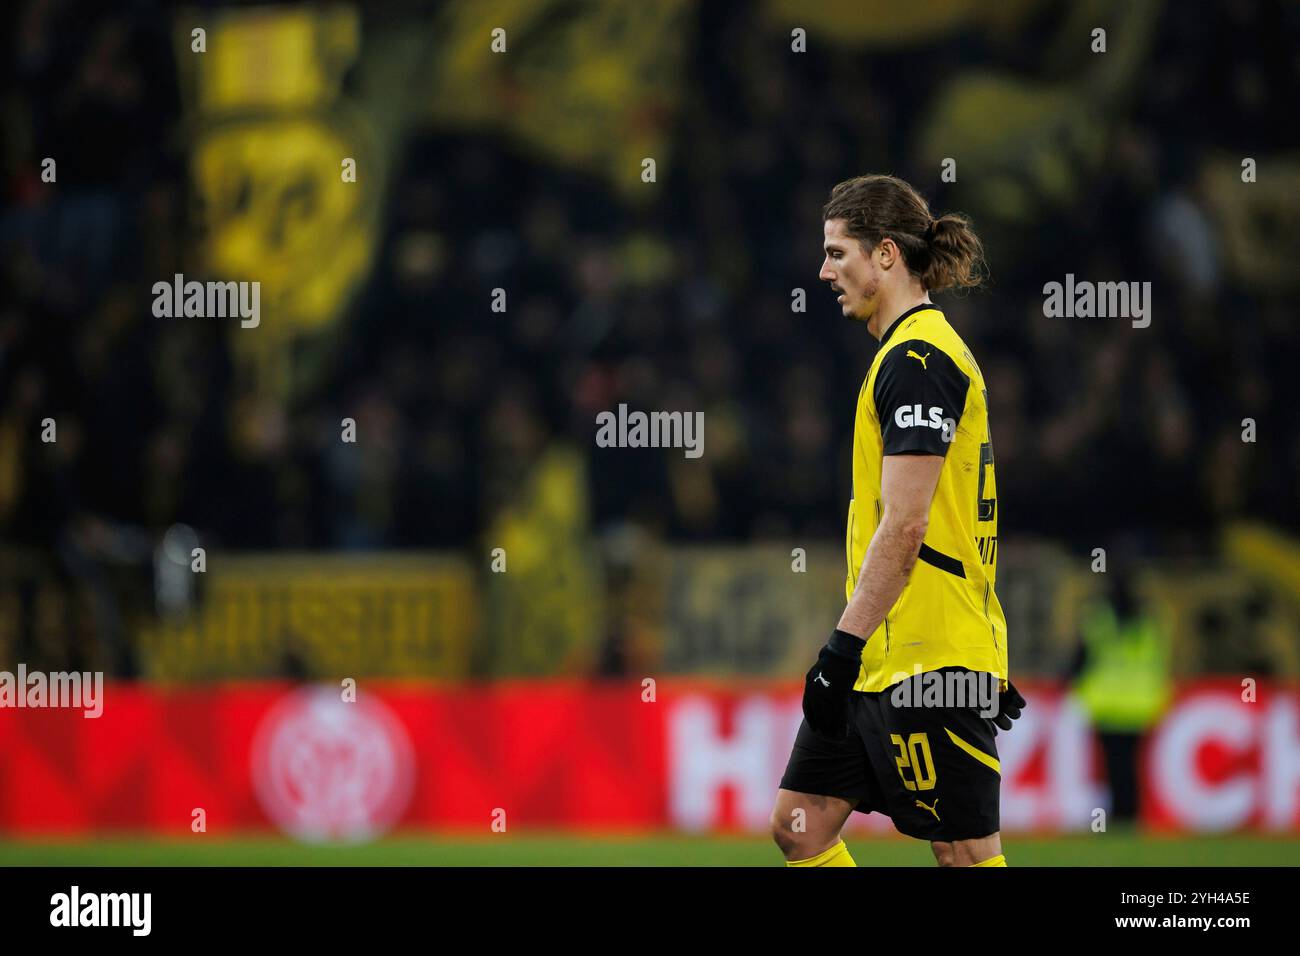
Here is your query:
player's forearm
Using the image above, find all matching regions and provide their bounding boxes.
[836,514,926,639]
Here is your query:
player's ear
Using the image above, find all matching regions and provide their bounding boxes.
[877,237,898,270]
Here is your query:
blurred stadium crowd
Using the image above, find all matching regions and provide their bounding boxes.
[1,1,1298,674]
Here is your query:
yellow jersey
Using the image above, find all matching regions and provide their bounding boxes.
[845,304,1008,692]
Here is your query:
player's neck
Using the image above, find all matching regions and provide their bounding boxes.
[867,289,933,341]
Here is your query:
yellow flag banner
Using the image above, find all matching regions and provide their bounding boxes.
[482,446,605,676]
[176,6,380,396]
[1203,154,1300,291]
[426,0,690,202]
[137,554,477,680]
[654,546,845,676]
[910,0,1161,233]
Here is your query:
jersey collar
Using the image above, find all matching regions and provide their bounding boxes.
[879,303,936,346]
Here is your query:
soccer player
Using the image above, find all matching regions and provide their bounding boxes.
[771,175,1024,867]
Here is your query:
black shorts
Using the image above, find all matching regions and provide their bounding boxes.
[779,668,1001,842]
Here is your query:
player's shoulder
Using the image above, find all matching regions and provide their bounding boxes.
[880,307,980,380]
[875,308,955,365]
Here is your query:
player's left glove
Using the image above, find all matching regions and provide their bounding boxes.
[991,680,1026,735]
[801,629,866,739]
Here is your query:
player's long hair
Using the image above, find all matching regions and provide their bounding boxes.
[823,174,986,293]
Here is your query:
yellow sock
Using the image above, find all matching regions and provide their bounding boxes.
[788,839,857,867]
[971,854,1006,867]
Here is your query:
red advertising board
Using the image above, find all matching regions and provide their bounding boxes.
[0,680,1296,836]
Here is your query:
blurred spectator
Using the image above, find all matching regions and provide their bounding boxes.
[1069,565,1173,824]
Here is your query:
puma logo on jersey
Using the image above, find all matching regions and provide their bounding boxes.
[894,405,946,429]
[814,672,831,687]
[906,349,931,369]
[915,797,940,821]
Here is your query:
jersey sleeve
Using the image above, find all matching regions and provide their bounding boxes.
[874,339,970,456]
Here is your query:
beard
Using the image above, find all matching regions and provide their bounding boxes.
[848,278,879,321]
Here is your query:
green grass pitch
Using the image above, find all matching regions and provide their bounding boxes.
[0,831,1294,866]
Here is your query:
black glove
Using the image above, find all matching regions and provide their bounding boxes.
[802,629,866,739]
[991,680,1026,735]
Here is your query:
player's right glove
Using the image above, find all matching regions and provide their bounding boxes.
[991,680,1026,735]
[801,629,866,739]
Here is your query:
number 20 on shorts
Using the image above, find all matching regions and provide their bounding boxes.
[890,732,937,791]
